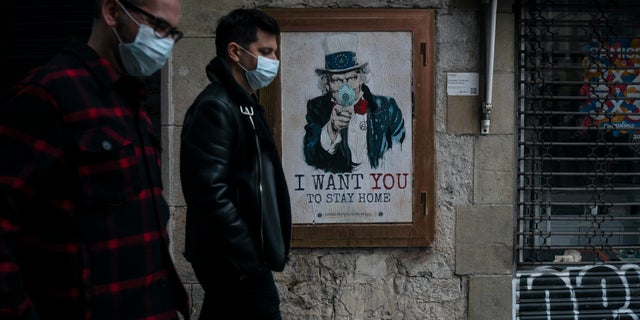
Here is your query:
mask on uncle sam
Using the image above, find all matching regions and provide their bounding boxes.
[337,83,356,106]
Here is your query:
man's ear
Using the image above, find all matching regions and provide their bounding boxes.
[101,0,120,27]
[227,42,242,63]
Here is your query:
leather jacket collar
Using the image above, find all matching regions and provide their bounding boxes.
[205,57,259,108]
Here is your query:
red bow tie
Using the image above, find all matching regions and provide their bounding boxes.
[354,98,367,115]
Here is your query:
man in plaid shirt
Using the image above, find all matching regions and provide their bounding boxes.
[0,0,189,319]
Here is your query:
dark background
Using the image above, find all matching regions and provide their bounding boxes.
[1,1,161,138]
[2,1,95,95]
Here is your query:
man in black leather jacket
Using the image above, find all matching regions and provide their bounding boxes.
[179,8,291,320]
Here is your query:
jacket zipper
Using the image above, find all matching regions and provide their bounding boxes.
[239,106,265,256]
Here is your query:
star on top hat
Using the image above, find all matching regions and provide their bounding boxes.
[315,33,368,76]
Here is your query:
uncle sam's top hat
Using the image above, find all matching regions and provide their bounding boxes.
[315,33,368,76]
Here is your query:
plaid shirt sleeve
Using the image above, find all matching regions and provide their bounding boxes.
[0,47,189,319]
[0,79,65,318]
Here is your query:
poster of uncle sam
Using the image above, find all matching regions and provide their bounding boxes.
[279,31,414,224]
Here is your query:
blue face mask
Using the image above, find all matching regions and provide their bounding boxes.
[237,46,280,90]
[337,83,356,106]
[114,2,174,76]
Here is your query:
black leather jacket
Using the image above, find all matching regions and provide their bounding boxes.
[180,57,291,277]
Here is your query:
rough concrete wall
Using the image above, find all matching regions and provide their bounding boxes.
[163,0,516,319]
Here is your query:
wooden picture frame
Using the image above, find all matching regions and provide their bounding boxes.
[261,9,435,247]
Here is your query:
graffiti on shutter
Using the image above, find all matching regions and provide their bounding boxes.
[514,264,640,319]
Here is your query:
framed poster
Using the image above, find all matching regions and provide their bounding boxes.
[261,9,435,247]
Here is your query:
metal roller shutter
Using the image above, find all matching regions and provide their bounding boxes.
[515,0,640,319]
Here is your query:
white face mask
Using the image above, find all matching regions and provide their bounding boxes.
[237,46,280,90]
[114,2,174,77]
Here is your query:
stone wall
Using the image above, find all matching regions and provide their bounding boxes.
[163,0,516,318]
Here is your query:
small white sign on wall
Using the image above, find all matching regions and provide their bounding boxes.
[447,72,479,96]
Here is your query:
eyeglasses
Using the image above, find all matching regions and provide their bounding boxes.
[118,0,183,42]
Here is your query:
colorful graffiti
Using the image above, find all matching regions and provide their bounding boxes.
[515,264,640,319]
[580,39,640,136]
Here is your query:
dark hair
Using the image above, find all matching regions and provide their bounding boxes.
[94,0,148,19]
[215,8,280,59]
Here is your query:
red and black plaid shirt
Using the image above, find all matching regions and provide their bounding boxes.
[0,43,189,319]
